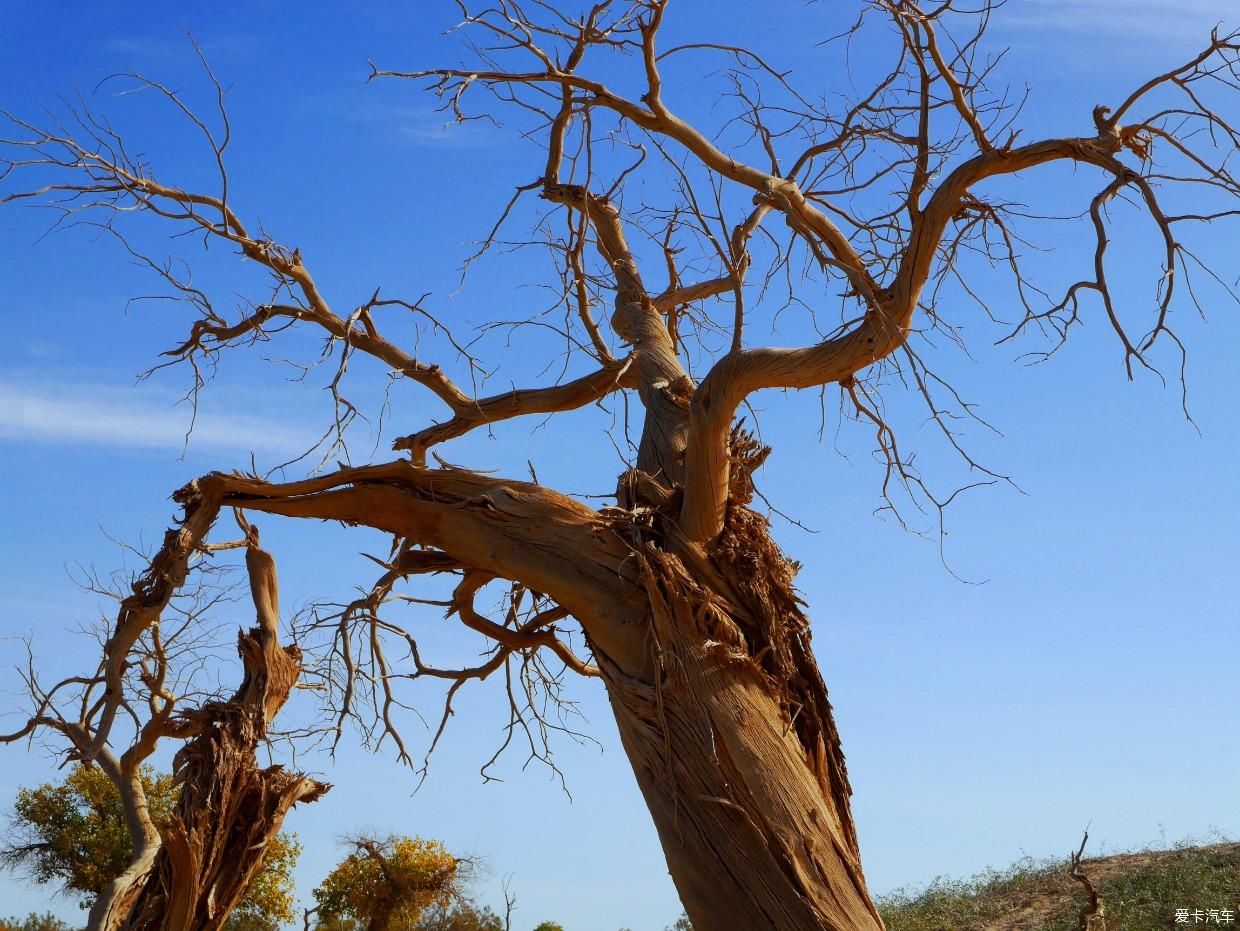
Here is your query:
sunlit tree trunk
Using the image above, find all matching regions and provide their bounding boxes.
[594,504,883,930]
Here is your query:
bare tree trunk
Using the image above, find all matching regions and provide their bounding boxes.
[597,492,884,930]
[89,542,329,931]
[608,665,881,930]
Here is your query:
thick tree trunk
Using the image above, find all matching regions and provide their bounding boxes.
[599,471,884,930]
[89,544,329,931]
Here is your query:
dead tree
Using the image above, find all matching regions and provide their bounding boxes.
[2,3,1238,929]
[1070,832,1107,931]
[1,515,327,931]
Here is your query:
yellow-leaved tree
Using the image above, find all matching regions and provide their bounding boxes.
[314,836,463,931]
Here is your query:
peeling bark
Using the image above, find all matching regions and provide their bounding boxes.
[89,539,328,931]
[593,446,882,930]
[596,544,880,930]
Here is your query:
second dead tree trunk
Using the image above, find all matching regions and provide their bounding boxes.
[89,535,329,931]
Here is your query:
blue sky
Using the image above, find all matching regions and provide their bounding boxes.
[1,2,1238,929]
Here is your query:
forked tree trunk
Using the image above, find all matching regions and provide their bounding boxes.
[89,544,329,931]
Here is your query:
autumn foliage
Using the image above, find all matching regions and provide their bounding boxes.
[314,836,462,931]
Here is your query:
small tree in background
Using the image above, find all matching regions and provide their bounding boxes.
[2,764,300,931]
[314,899,506,931]
[0,916,73,931]
[415,902,505,931]
[314,835,463,931]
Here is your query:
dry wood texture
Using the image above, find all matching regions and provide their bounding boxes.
[2,3,1237,928]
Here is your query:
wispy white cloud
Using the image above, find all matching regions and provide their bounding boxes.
[396,117,502,149]
[997,0,1235,40]
[329,100,502,149]
[0,380,317,456]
